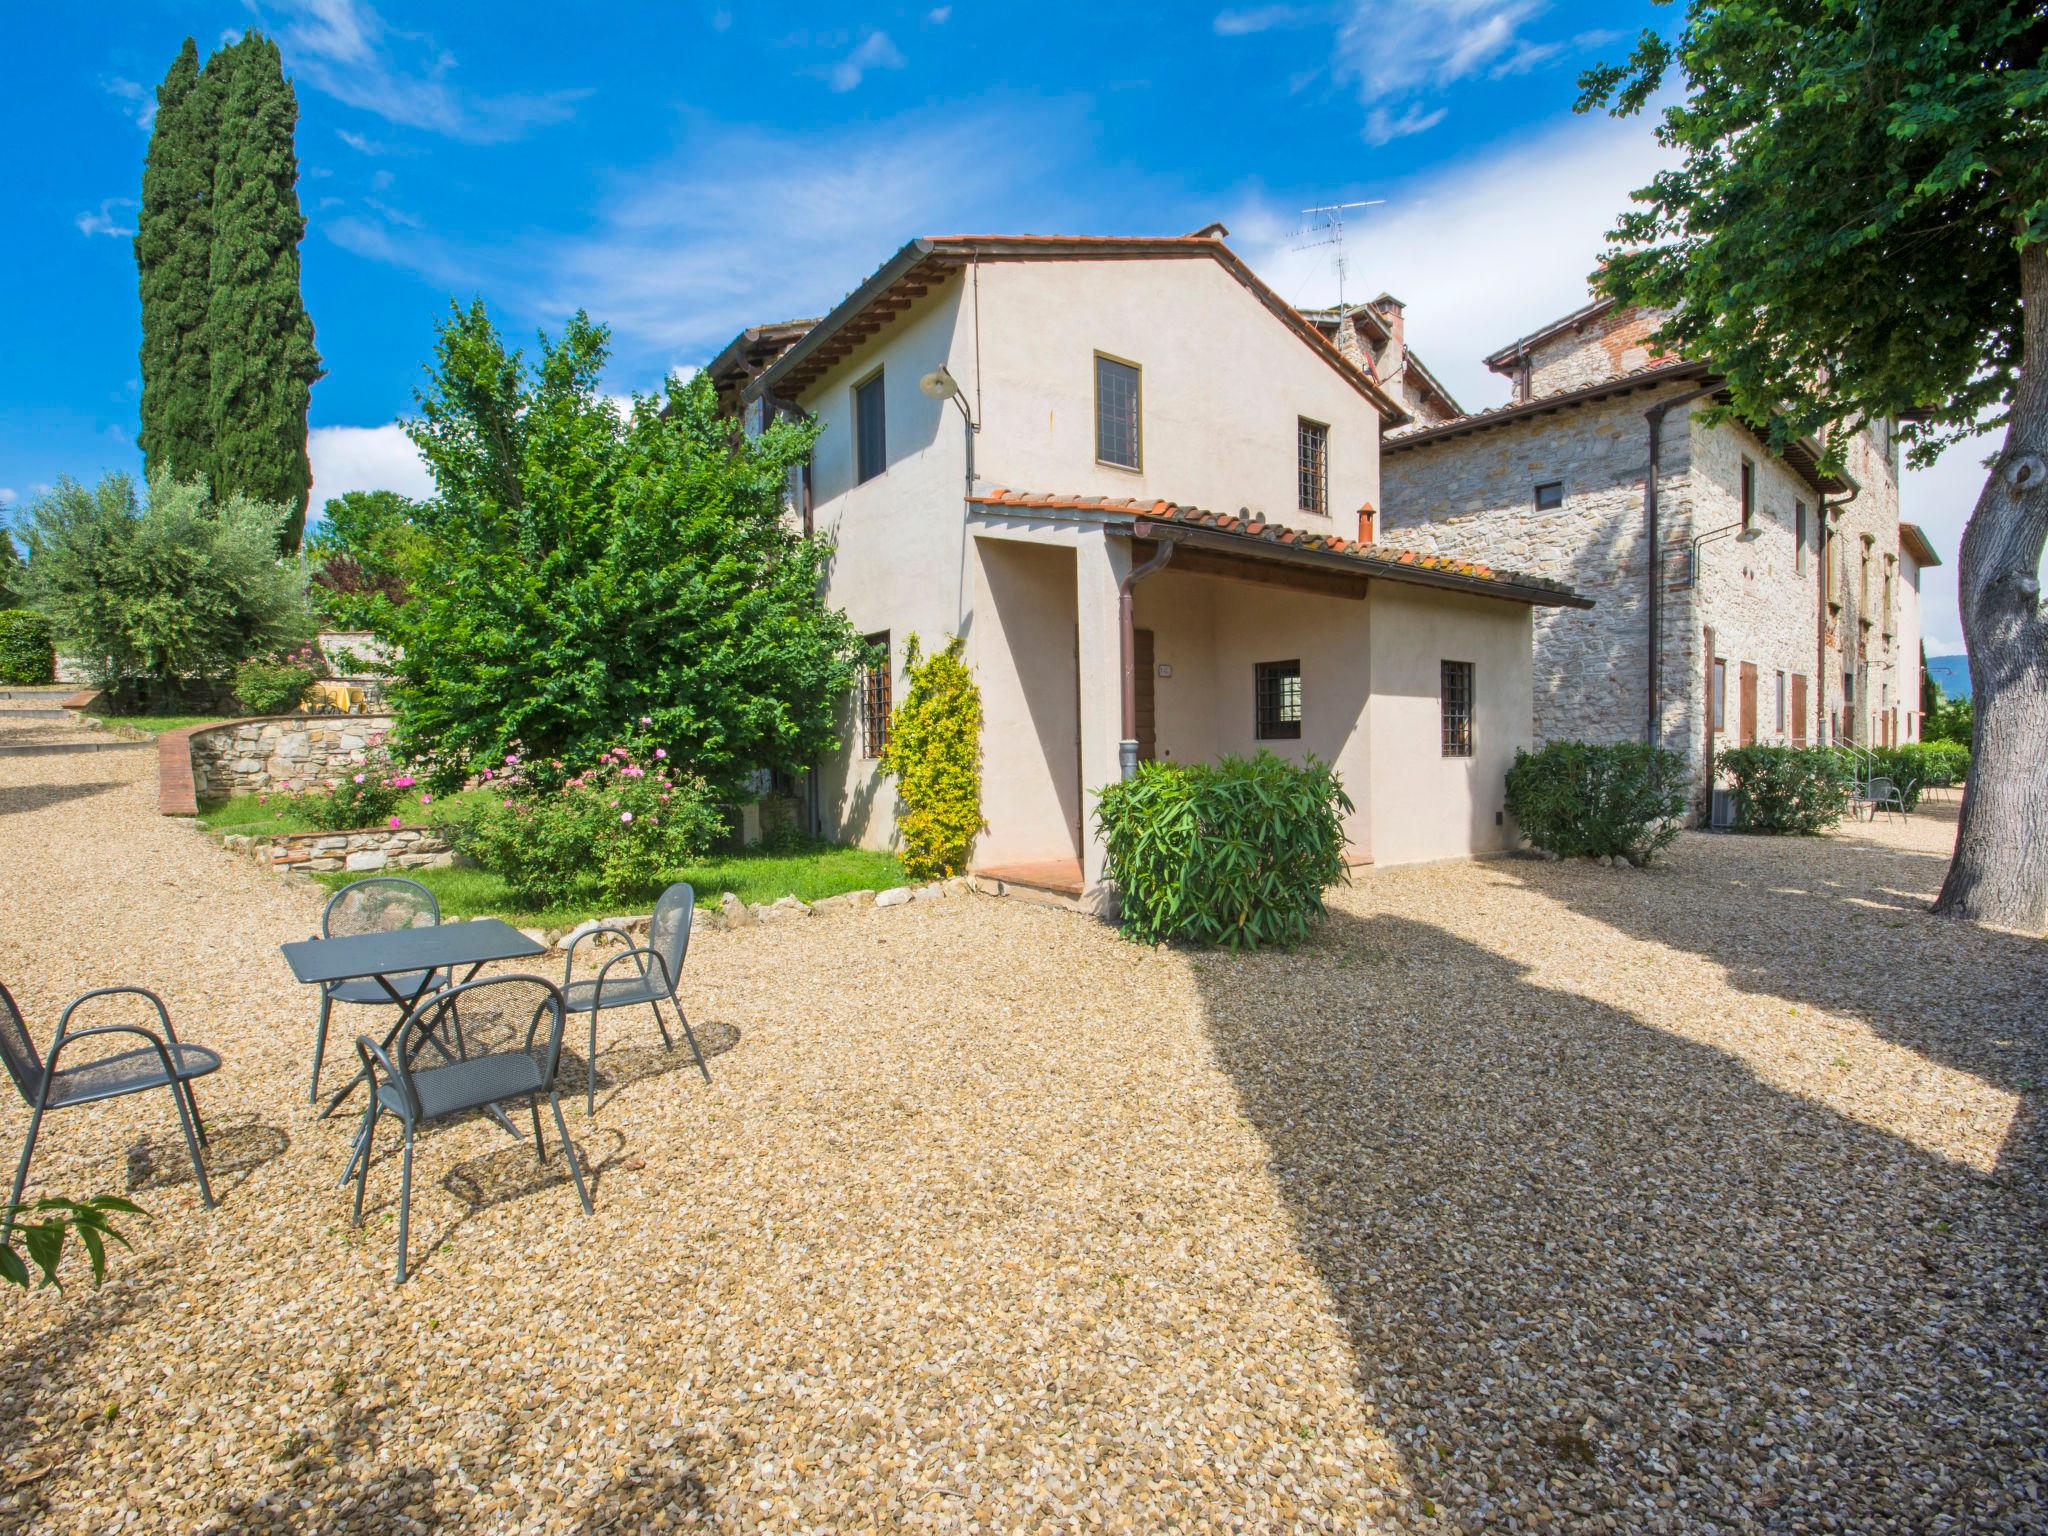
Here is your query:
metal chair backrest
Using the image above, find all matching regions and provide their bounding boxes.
[323,876,441,940]
[0,982,44,1106]
[1868,776,1897,800]
[388,974,569,1119]
[648,882,695,998]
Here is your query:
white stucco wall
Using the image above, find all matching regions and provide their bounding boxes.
[1365,586,1533,866]
[1897,548,1924,739]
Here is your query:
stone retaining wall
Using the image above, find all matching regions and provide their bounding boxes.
[190,715,398,800]
[218,824,456,875]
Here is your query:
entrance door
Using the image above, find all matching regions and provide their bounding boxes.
[1739,662,1758,746]
[1133,627,1157,764]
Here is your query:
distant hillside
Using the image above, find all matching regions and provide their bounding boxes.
[1926,654,1972,700]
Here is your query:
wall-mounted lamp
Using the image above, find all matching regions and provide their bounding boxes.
[920,366,979,490]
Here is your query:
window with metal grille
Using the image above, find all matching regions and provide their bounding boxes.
[1533,480,1564,511]
[858,632,891,758]
[1254,659,1302,740]
[1297,418,1329,514]
[1095,354,1141,469]
[854,370,886,484]
[1440,660,1474,758]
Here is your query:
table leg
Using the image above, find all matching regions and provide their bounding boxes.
[318,969,461,1120]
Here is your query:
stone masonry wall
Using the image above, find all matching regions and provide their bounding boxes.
[219,824,455,875]
[1522,305,1676,399]
[1828,423,1907,746]
[190,715,397,800]
[1381,388,1695,753]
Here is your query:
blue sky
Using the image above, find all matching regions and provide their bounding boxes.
[0,0,1995,651]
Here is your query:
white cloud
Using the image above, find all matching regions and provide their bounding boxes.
[269,0,587,143]
[0,488,17,506]
[76,198,138,238]
[1364,104,1447,145]
[102,76,156,130]
[829,31,906,92]
[1234,109,1673,410]
[1213,5,1311,34]
[927,5,952,21]
[307,424,435,513]
[1901,425,2017,658]
[338,128,387,154]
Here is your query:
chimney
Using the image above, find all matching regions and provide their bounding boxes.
[1358,503,1376,544]
[1371,295,1406,389]
[1331,312,1371,371]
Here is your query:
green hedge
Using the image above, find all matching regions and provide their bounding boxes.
[0,609,55,685]
[1504,740,1686,863]
[1859,741,1970,804]
[1095,751,1352,950]
[1719,745,1853,833]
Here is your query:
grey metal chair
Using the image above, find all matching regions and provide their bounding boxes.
[1866,775,1907,821]
[560,881,708,1115]
[350,973,590,1285]
[1,981,219,1239]
[310,876,453,1106]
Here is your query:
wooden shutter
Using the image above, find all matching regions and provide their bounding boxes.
[1739,662,1758,746]
[1133,628,1157,763]
[1790,674,1808,746]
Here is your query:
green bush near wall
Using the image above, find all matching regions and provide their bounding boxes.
[1504,740,1686,863]
[0,610,56,685]
[1719,745,1854,833]
[1095,751,1352,950]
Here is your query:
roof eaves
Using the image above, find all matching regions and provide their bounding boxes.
[751,239,936,403]
[1482,295,1619,371]
[1384,360,1713,450]
[1899,522,1942,568]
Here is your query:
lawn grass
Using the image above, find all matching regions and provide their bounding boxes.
[307,843,907,926]
[96,713,234,737]
[197,787,480,838]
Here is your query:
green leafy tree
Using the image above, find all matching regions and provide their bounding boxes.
[0,524,23,608]
[1921,644,1939,717]
[135,38,216,489]
[880,635,985,880]
[387,302,866,797]
[307,489,425,628]
[203,32,321,552]
[1579,2,2048,930]
[20,473,311,704]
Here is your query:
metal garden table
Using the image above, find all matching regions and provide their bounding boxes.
[281,919,547,1119]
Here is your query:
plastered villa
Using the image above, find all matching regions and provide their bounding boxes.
[708,231,1589,902]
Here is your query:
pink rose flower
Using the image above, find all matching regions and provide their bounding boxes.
[482,767,493,780]
[352,773,366,784]
[654,748,667,760]
[388,816,401,829]
[421,793,432,805]
[620,810,633,824]
[640,716,652,726]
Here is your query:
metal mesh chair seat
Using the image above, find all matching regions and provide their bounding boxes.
[48,1041,221,1108]
[561,974,665,1011]
[382,1050,544,1122]
[328,969,451,1007]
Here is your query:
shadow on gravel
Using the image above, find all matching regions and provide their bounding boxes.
[1191,907,2046,1533]
[122,1114,290,1200]
[1499,827,2048,1187]
[570,1018,740,1115]
[0,779,126,817]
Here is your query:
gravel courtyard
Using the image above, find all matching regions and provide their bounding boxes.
[0,702,2041,1534]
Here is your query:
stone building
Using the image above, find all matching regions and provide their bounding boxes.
[1377,296,1935,814]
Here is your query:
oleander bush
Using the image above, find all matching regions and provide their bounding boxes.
[0,609,56,685]
[431,727,722,901]
[1096,751,1352,950]
[1505,740,1686,863]
[1718,745,1854,833]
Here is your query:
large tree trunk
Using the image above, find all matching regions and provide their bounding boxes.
[1932,240,2048,932]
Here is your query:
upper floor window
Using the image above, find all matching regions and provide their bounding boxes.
[854,369,887,484]
[1095,354,1142,470]
[1739,457,1756,529]
[1254,659,1302,740]
[1441,661,1474,757]
[1533,480,1564,512]
[1297,418,1329,514]
[1712,657,1727,731]
[1795,500,1808,575]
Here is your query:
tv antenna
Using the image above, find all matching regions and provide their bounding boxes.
[1294,199,1385,317]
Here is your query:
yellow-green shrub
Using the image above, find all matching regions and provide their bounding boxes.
[880,635,983,881]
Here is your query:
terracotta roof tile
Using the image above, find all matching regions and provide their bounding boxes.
[966,489,1589,607]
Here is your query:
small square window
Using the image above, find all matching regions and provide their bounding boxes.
[1440,661,1474,758]
[1095,354,1141,469]
[1297,418,1329,514]
[858,632,891,757]
[854,371,887,484]
[1254,660,1302,740]
[1533,481,1564,512]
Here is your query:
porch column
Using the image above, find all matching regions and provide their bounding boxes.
[1076,530,1129,888]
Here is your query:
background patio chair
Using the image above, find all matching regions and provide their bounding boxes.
[1866,775,1907,821]
[1,981,218,1237]
[560,881,708,1115]
[309,876,452,1105]
[350,973,590,1284]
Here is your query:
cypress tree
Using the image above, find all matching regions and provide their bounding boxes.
[202,33,322,552]
[134,39,216,488]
